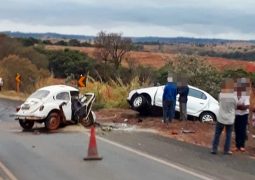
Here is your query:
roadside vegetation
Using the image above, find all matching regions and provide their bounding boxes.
[1,33,255,108]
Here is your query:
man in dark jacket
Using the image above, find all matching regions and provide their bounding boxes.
[163,76,177,126]
[177,81,189,121]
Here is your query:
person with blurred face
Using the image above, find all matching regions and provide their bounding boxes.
[233,78,250,152]
[163,76,177,127]
[177,79,189,121]
[211,78,237,155]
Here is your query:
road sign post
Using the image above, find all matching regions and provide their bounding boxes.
[78,75,86,88]
[15,73,21,93]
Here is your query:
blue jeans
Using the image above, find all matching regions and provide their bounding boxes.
[163,100,176,123]
[212,122,233,153]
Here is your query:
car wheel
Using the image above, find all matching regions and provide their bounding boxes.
[199,112,215,123]
[45,112,61,130]
[131,95,149,115]
[19,120,34,130]
[80,111,95,127]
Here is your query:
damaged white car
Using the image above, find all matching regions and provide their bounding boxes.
[127,85,219,122]
[15,85,96,130]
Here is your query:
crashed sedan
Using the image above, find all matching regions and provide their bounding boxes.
[127,85,219,122]
[15,85,96,130]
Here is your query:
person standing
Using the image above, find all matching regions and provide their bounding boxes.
[162,76,177,127]
[211,79,237,155]
[178,80,189,121]
[234,78,250,152]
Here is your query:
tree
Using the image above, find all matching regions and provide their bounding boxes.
[0,35,49,69]
[0,55,49,93]
[68,39,81,46]
[157,55,222,98]
[94,31,132,69]
[48,49,93,78]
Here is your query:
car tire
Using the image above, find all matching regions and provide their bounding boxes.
[45,112,61,130]
[19,120,34,130]
[80,111,95,127]
[131,95,149,115]
[199,112,215,123]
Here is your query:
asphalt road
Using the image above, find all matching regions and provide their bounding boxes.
[1,98,255,180]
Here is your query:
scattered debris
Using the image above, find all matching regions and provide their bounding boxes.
[32,145,36,148]
[181,129,196,134]
[137,118,143,123]
[33,130,40,135]
[171,130,178,135]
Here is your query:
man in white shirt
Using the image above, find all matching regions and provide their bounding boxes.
[211,78,237,155]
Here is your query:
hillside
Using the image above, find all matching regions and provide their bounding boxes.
[2,31,255,45]
[45,45,255,71]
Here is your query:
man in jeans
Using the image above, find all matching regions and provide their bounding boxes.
[211,78,237,155]
[178,80,189,121]
[163,76,177,127]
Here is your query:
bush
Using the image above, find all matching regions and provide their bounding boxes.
[47,49,94,78]
[0,35,48,69]
[0,55,49,93]
[157,55,222,98]
[80,76,146,109]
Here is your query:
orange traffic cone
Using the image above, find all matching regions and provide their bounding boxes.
[84,126,103,161]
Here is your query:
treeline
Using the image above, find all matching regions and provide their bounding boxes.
[1,33,255,99]
[199,50,255,61]
[19,37,93,47]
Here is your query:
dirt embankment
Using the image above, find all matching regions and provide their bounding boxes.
[96,108,255,156]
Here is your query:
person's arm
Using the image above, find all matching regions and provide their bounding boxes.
[237,97,250,110]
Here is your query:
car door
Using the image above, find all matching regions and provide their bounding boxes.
[155,85,180,110]
[154,86,164,107]
[55,92,72,120]
[187,88,208,115]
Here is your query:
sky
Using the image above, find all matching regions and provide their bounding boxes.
[1,0,255,40]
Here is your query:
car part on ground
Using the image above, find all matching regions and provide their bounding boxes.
[19,120,34,130]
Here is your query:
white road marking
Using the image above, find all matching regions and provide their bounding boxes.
[83,131,215,180]
[0,161,18,180]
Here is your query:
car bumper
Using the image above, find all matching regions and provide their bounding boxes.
[15,115,46,121]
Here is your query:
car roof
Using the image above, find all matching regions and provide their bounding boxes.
[39,85,79,92]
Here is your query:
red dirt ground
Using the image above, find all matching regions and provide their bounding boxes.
[96,108,255,157]
[46,45,255,72]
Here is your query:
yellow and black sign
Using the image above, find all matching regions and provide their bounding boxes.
[78,75,86,87]
[16,73,21,92]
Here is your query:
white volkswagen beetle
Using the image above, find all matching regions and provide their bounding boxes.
[15,85,96,130]
[127,85,219,122]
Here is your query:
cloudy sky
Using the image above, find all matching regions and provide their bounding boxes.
[1,0,255,39]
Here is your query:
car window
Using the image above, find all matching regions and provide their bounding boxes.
[29,90,50,100]
[189,88,207,100]
[56,92,70,101]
